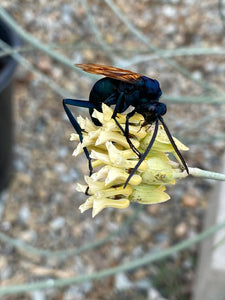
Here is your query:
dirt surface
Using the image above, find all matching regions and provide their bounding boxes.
[0,1,225,299]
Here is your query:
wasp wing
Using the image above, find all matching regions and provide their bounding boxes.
[76,63,141,83]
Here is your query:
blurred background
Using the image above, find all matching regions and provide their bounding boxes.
[0,1,225,299]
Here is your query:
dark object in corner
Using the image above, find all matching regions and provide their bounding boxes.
[0,18,21,190]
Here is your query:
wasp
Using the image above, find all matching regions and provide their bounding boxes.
[63,64,188,188]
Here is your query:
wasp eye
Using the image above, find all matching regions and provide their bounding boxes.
[157,102,167,116]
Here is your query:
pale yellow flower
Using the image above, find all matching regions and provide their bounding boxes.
[71,104,189,217]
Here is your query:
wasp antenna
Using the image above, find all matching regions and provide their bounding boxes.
[124,119,159,188]
[159,116,189,174]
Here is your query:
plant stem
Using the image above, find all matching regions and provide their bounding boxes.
[103,0,223,95]
[189,167,225,181]
[0,5,96,79]
[0,219,224,296]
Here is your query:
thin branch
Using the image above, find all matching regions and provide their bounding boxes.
[1,47,224,104]
[1,45,225,60]
[0,5,96,79]
[0,40,71,97]
[163,95,225,104]
[116,47,225,68]
[82,0,115,62]
[0,4,224,96]
[218,0,225,32]
[103,0,223,96]
[0,219,225,296]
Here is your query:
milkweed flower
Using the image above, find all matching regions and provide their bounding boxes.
[70,104,189,217]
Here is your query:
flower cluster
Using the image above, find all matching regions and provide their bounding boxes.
[70,104,188,217]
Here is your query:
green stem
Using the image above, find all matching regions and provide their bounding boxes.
[0,40,71,97]
[189,167,225,181]
[103,0,223,95]
[119,47,225,66]
[0,5,96,79]
[2,45,225,60]
[0,219,224,296]
[82,0,115,61]
[163,95,225,104]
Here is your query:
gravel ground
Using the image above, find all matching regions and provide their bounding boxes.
[0,1,225,299]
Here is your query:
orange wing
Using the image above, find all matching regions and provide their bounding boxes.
[76,63,141,83]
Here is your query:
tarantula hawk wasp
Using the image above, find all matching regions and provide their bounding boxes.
[63,64,189,189]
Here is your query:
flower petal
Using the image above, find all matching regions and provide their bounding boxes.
[92,197,130,217]
[70,133,79,141]
[105,167,142,186]
[96,185,132,198]
[96,130,140,149]
[130,184,170,204]
[79,197,94,213]
[140,125,189,153]
[141,156,175,185]
[106,142,147,171]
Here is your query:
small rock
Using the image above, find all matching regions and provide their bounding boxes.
[148,287,167,300]
[162,5,176,18]
[0,190,9,220]
[19,205,31,223]
[183,258,193,269]
[19,230,37,243]
[183,195,198,208]
[57,147,69,158]
[192,70,202,80]
[114,273,132,291]
[0,256,7,274]
[52,66,63,80]
[64,287,83,300]
[132,245,144,257]
[155,232,169,244]
[61,4,73,25]
[61,169,79,183]
[147,204,159,215]
[135,278,151,290]
[0,265,12,280]
[30,290,46,300]
[64,283,92,300]
[37,57,52,74]
[175,222,188,238]
[1,221,11,231]
[50,216,65,230]
[133,269,147,280]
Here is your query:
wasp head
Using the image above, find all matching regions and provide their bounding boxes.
[142,102,167,125]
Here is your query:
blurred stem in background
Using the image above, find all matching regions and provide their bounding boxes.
[0,218,225,296]
[0,4,225,96]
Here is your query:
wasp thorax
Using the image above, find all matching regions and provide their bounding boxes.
[141,76,162,100]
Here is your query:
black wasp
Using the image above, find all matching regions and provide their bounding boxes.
[63,64,188,188]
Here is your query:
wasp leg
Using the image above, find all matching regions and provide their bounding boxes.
[124,119,159,188]
[107,93,141,157]
[159,116,189,174]
[63,98,97,176]
[124,110,141,157]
